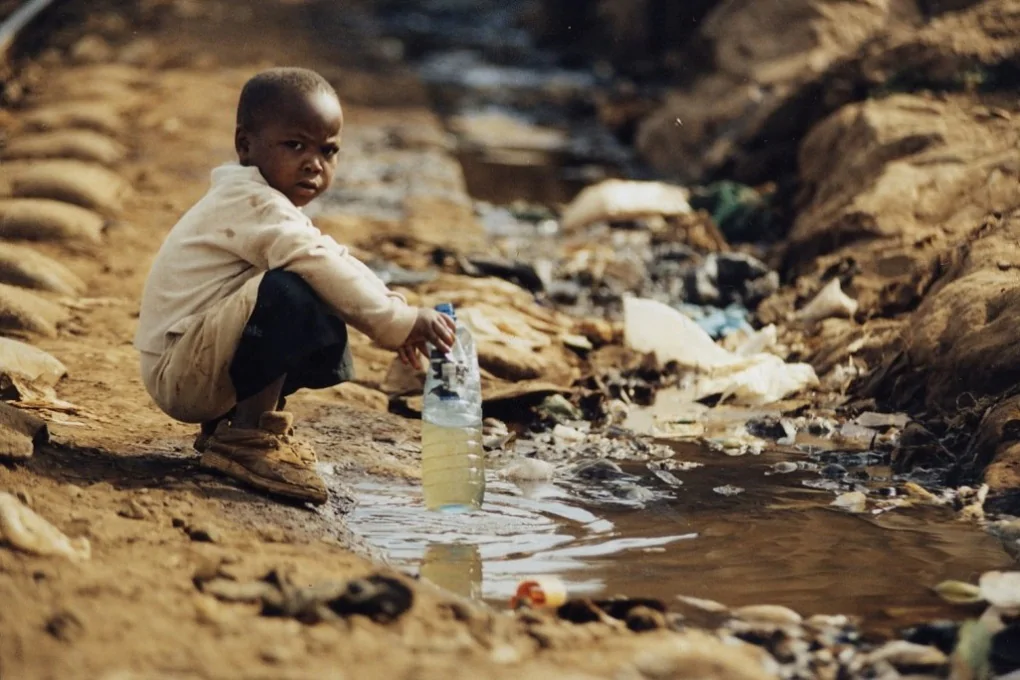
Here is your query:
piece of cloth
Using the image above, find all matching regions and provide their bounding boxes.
[230,269,354,403]
[141,269,356,424]
[133,162,417,358]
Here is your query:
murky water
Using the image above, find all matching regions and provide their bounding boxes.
[347,445,1013,630]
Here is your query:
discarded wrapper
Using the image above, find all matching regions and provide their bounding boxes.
[511,576,567,609]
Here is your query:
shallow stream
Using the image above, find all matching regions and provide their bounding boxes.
[347,443,1013,633]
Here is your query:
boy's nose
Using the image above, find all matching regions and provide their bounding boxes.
[302,155,324,173]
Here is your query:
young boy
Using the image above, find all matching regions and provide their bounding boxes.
[134,67,455,505]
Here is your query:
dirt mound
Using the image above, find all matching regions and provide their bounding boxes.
[635,0,919,182]
[786,92,1020,314]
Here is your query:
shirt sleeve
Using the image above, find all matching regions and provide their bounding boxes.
[225,193,418,350]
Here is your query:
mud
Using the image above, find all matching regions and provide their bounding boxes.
[0,0,1018,678]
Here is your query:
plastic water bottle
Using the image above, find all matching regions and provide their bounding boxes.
[421,302,485,511]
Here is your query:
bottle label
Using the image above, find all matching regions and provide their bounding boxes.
[430,354,468,400]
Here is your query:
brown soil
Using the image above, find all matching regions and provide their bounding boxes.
[0,2,774,678]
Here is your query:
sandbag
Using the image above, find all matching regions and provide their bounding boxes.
[0,243,86,296]
[0,283,68,338]
[0,336,67,401]
[20,102,123,136]
[10,161,128,215]
[0,199,105,244]
[0,403,48,459]
[2,129,127,166]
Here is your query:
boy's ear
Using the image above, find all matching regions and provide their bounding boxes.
[235,126,251,163]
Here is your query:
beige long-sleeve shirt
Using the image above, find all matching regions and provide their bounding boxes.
[134,163,417,356]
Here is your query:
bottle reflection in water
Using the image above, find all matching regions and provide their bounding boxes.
[420,543,482,600]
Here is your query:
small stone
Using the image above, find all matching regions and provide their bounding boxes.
[626,606,668,632]
[185,523,219,543]
[489,644,522,665]
[45,608,85,642]
[675,595,728,614]
[713,485,745,497]
[732,604,803,625]
[69,35,114,64]
[14,490,32,508]
[864,640,947,669]
[117,499,150,521]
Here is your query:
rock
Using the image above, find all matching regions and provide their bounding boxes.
[979,571,1020,610]
[118,38,161,67]
[864,640,948,669]
[732,604,802,625]
[0,402,49,459]
[0,337,67,401]
[117,499,150,521]
[69,35,115,64]
[184,523,220,543]
[0,492,90,561]
[627,631,774,680]
[45,608,85,642]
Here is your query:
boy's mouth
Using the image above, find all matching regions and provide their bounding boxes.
[295,180,320,196]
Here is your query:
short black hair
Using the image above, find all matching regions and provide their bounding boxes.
[236,67,338,131]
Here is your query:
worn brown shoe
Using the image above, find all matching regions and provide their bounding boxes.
[199,412,327,505]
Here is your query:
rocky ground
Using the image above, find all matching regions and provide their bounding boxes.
[0,0,1019,678]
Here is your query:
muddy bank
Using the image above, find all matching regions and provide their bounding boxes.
[528,0,1020,493]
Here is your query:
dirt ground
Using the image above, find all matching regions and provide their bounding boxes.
[0,2,785,678]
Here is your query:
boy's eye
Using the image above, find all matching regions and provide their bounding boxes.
[284,141,304,151]
[323,145,339,158]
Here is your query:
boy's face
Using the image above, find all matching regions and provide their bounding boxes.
[235,90,344,207]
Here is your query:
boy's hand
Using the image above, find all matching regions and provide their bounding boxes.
[397,308,457,370]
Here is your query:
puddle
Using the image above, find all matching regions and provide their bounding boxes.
[346,445,1014,627]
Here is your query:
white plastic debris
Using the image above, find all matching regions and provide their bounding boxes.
[831,491,867,513]
[560,180,691,232]
[795,279,858,323]
[0,492,90,561]
[623,297,818,406]
[499,458,556,482]
[552,424,586,445]
[978,571,1020,610]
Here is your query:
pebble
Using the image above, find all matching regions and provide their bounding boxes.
[713,485,745,497]
[769,462,798,474]
[117,499,150,521]
[733,605,803,626]
[864,640,948,668]
[675,595,728,614]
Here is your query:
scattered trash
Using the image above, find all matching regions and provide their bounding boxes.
[713,485,745,497]
[623,296,818,406]
[677,303,753,340]
[499,457,555,481]
[796,279,858,324]
[689,180,777,243]
[196,567,414,625]
[551,423,586,445]
[831,491,868,513]
[510,576,567,609]
[560,179,691,232]
[0,491,90,561]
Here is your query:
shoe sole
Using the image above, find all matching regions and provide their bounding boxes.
[200,451,328,505]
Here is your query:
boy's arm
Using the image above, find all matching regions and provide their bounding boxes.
[229,209,417,350]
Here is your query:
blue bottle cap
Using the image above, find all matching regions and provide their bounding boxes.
[435,302,456,320]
